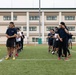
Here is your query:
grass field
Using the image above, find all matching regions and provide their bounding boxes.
[0,45,76,75]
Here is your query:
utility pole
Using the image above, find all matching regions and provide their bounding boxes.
[39,0,41,38]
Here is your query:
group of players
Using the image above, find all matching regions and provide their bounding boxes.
[5,22,25,60]
[5,21,73,60]
[48,22,73,60]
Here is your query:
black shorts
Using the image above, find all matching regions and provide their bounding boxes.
[6,38,16,48]
[48,40,53,46]
[53,40,59,48]
[16,41,21,46]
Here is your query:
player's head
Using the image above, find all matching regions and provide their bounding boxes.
[55,27,58,32]
[50,29,54,33]
[16,27,20,32]
[21,32,23,34]
[9,22,14,28]
[13,24,15,28]
[60,22,66,28]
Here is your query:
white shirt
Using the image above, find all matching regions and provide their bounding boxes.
[54,33,59,41]
[16,31,22,42]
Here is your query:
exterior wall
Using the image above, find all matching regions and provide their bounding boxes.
[0,9,76,44]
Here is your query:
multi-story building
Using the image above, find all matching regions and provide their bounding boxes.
[0,8,76,44]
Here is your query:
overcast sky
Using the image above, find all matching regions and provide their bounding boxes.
[0,0,76,8]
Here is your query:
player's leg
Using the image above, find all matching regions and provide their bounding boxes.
[11,47,16,60]
[15,42,19,56]
[51,39,55,54]
[70,39,72,49]
[68,39,70,49]
[48,45,51,52]
[11,39,16,60]
[58,41,62,60]
[5,39,11,59]
[5,47,11,59]
[67,40,71,58]
[48,41,51,52]
[55,41,59,55]
[63,39,68,60]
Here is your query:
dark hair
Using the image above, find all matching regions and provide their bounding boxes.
[10,22,14,25]
[21,32,23,34]
[55,27,58,29]
[50,29,54,31]
[60,22,65,25]
[55,27,58,30]
[60,22,68,30]
[16,27,20,31]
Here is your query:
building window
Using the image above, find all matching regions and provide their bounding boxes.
[3,16,11,20]
[23,27,27,31]
[13,16,17,20]
[47,16,57,20]
[65,16,75,20]
[3,16,17,20]
[32,38,38,42]
[29,27,37,31]
[72,37,75,42]
[67,26,75,31]
[46,27,55,31]
[29,16,39,20]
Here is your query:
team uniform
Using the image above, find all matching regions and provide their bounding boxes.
[57,28,68,58]
[48,33,54,46]
[16,31,22,46]
[16,31,22,54]
[53,32,59,48]
[6,28,17,48]
[21,33,25,50]
[68,34,73,44]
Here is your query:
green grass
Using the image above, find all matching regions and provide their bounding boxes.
[0,45,76,75]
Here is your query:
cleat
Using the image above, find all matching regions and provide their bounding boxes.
[5,56,9,60]
[16,53,18,57]
[58,57,61,60]
[68,54,71,58]
[13,57,15,60]
[65,58,68,61]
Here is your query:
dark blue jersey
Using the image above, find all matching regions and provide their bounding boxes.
[6,28,17,36]
[69,34,73,39]
[57,28,67,39]
[48,33,54,42]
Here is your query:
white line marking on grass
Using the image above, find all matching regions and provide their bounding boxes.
[16,59,58,61]
[0,58,4,62]
[16,58,76,61]
[0,48,5,62]
[16,59,68,61]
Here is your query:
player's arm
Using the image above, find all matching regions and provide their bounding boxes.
[10,34,17,38]
[62,25,69,34]
[19,32,22,37]
[57,34,63,42]
[48,36,50,38]
[70,33,73,36]
[6,34,10,38]
[47,34,51,38]
[5,29,10,38]
[64,28,69,34]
